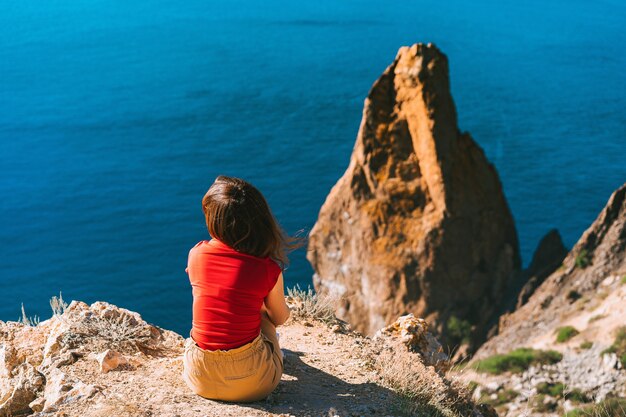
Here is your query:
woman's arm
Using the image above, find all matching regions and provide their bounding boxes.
[262,272,290,326]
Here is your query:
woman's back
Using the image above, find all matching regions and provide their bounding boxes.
[186,238,282,351]
[182,175,302,402]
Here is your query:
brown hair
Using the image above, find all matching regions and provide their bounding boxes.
[201,175,305,269]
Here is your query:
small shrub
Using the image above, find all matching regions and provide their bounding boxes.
[567,290,582,302]
[471,348,562,375]
[567,388,591,404]
[446,315,472,344]
[535,382,590,402]
[564,398,626,417]
[575,249,591,269]
[18,303,40,327]
[556,326,579,343]
[621,275,626,285]
[50,291,69,316]
[536,381,565,397]
[479,389,519,406]
[286,284,338,324]
[579,341,593,350]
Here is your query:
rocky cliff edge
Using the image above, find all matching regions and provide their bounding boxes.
[1,295,492,417]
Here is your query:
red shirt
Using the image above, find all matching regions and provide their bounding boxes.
[185,238,282,350]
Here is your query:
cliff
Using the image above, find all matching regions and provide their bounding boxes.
[458,183,626,416]
[0,294,491,417]
[477,183,626,357]
[307,43,520,350]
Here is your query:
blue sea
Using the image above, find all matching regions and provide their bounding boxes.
[1,0,625,336]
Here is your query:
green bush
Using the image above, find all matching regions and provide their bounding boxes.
[567,290,582,302]
[579,341,593,350]
[575,249,591,269]
[621,275,626,285]
[567,388,591,404]
[536,382,590,403]
[471,348,562,375]
[479,389,518,406]
[447,315,472,344]
[564,398,626,417]
[536,382,565,397]
[556,326,579,343]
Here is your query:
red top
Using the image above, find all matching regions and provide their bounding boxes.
[185,238,282,350]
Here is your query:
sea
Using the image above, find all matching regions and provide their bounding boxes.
[1,0,625,336]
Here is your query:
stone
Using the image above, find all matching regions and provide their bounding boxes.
[307,43,520,350]
[373,314,450,373]
[28,396,46,412]
[94,349,128,373]
[601,352,619,370]
[41,368,100,413]
[0,362,45,416]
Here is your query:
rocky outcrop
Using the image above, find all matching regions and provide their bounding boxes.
[307,43,521,349]
[0,299,490,417]
[0,301,182,416]
[515,229,568,309]
[476,182,626,357]
[373,314,450,374]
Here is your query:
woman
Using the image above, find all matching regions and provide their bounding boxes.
[182,175,303,402]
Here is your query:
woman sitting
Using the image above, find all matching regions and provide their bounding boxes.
[182,175,303,402]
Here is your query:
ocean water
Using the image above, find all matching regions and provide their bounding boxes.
[1,0,624,336]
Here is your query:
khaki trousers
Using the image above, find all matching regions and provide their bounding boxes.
[182,317,283,402]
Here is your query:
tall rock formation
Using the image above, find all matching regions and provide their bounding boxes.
[307,43,521,349]
[476,182,626,358]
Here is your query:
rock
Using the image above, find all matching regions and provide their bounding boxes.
[0,301,184,417]
[515,228,568,309]
[0,362,45,416]
[601,352,619,370]
[307,43,521,350]
[485,381,501,392]
[28,396,46,412]
[93,349,128,373]
[41,368,100,413]
[373,314,450,373]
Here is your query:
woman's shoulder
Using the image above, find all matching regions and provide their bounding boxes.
[189,240,205,251]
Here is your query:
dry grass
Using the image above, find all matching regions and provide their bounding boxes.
[57,307,158,355]
[371,344,478,417]
[17,303,40,326]
[285,284,339,324]
[50,291,69,316]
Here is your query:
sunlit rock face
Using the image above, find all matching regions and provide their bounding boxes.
[307,43,520,349]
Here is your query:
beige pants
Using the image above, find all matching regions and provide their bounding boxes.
[182,316,283,402]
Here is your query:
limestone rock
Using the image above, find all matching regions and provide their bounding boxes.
[0,362,44,416]
[307,43,520,349]
[373,314,450,373]
[93,349,128,373]
[41,368,100,413]
[0,300,185,416]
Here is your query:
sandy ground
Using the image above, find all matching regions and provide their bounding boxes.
[42,319,400,417]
